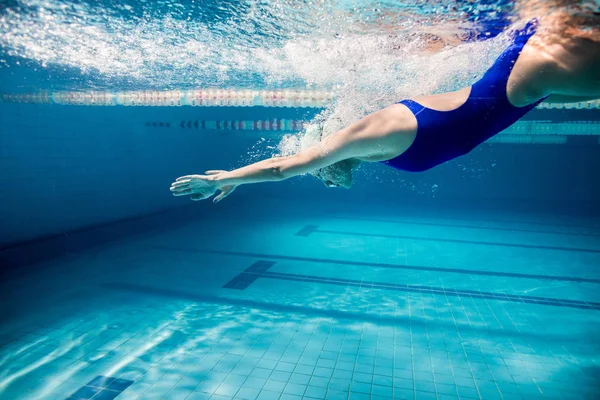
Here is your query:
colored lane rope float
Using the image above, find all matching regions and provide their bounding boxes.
[145,119,600,144]
[0,89,334,108]
[1,88,600,109]
[159,119,308,131]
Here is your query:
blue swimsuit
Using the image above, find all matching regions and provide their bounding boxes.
[383,20,546,172]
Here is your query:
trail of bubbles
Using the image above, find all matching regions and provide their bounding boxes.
[0,0,519,90]
[253,31,511,169]
[255,32,510,116]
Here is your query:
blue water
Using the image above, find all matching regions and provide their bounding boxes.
[1,1,600,400]
[2,197,600,400]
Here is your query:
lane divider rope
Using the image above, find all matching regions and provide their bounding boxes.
[151,119,600,135]
[0,89,333,108]
[145,119,599,144]
[1,89,599,109]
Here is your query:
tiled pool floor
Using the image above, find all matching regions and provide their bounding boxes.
[1,199,599,400]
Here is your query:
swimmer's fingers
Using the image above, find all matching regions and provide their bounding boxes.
[170,181,190,190]
[171,175,212,190]
[171,175,215,200]
[170,181,193,194]
[170,180,196,193]
[213,185,236,204]
[176,174,210,182]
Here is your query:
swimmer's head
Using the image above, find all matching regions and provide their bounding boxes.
[313,158,361,189]
[304,117,360,188]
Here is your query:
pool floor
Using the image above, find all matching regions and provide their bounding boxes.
[1,198,599,400]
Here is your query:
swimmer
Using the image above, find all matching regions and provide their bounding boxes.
[171,9,600,203]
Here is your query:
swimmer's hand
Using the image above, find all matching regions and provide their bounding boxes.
[170,170,236,203]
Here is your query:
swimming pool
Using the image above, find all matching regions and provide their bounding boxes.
[1,1,600,400]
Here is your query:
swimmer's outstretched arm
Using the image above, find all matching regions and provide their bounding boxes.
[171,104,416,202]
[170,109,402,203]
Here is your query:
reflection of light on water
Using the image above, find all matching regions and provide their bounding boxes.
[0,337,47,368]
[0,330,90,393]
[32,360,88,400]
[104,322,171,378]
[0,281,598,397]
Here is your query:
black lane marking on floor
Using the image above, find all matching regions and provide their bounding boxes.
[66,376,133,400]
[220,260,600,311]
[222,260,276,290]
[152,245,600,284]
[295,225,600,254]
[330,212,600,230]
[295,225,318,236]
[105,282,587,341]
[326,215,600,238]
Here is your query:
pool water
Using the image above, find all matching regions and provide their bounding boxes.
[1,197,599,400]
[1,1,600,400]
